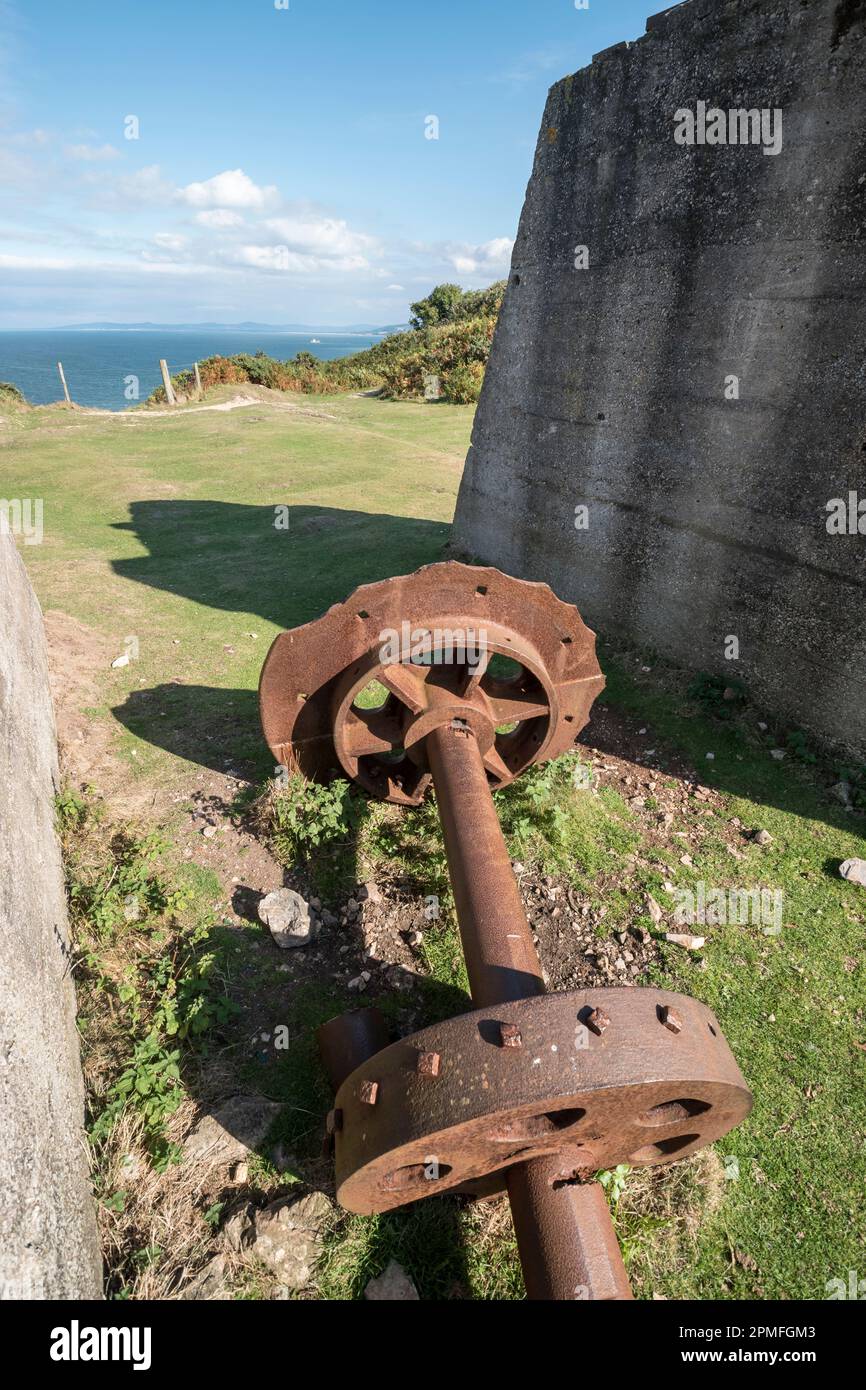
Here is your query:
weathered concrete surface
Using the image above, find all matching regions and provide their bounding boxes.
[0,532,102,1298]
[453,0,866,757]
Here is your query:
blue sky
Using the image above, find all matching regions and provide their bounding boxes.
[0,0,652,327]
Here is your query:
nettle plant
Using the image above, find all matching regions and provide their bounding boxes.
[266,772,364,864]
[58,788,238,1169]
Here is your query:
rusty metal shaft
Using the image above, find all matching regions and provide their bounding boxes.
[426,722,633,1301]
[426,722,545,1008]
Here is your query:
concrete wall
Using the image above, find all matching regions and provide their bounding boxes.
[453,0,866,757]
[0,532,102,1298]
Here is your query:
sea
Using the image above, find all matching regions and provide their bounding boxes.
[0,330,382,411]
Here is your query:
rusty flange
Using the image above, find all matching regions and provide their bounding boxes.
[259,561,605,805]
[331,988,751,1215]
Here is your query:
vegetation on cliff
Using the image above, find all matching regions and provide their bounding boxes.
[147,281,505,407]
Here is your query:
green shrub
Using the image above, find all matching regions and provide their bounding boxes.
[265,774,364,864]
[58,789,239,1162]
[442,361,485,404]
[145,280,504,406]
[0,381,29,409]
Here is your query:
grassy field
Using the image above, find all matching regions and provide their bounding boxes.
[3,388,864,1300]
[5,388,471,794]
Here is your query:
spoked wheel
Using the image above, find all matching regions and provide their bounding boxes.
[259,560,606,805]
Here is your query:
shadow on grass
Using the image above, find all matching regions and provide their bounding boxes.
[111,500,450,631]
[180,943,477,1299]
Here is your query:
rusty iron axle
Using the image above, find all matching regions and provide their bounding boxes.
[259,562,752,1300]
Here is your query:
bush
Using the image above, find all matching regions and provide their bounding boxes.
[0,381,29,409]
[144,279,505,405]
[442,360,485,404]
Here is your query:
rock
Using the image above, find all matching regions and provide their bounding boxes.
[321,909,339,928]
[840,859,866,888]
[408,930,423,946]
[270,1141,297,1173]
[646,895,663,925]
[258,888,317,948]
[770,749,786,761]
[364,1259,420,1301]
[180,1254,231,1301]
[752,829,773,846]
[359,882,383,904]
[722,687,738,701]
[231,1161,249,1184]
[665,933,705,950]
[831,782,853,806]
[248,1192,332,1288]
[184,1095,282,1167]
[757,722,768,732]
[202,824,217,838]
[346,897,360,913]
[220,1206,254,1252]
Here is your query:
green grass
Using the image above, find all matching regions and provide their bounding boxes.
[11,391,866,1300]
[1,390,472,793]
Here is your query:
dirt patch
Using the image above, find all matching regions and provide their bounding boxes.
[43,610,119,792]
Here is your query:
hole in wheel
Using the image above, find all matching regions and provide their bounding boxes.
[486,654,524,683]
[544,1107,587,1131]
[637,1099,711,1127]
[353,680,390,711]
[629,1134,700,1163]
[382,1161,453,1191]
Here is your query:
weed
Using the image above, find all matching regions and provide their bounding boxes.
[687,671,745,718]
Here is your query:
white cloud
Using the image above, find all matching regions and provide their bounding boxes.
[449,236,514,275]
[195,208,245,229]
[232,243,369,275]
[179,168,278,210]
[387,283,404,291]
[152,232,187,252]
[263,214,377,258]
[0,253,81,269]
[114,164,176,204]
[66,142,120,162]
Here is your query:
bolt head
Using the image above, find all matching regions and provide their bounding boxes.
[586,1006,610,1036]
[661,1005,683,1034]
[359,1079,379,1105]
[417,1051,441,1077]
[326,1107,343,1134]
[500,1022,523,1049]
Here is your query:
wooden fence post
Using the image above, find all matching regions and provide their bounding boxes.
[193,362,202,399]
[159,359,177,406]
[57,362,71,404]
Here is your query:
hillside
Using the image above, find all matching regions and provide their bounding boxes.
[147,281,506,407]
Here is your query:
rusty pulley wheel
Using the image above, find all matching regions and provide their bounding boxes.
[330,988,752,1215]
[259,561,605,805]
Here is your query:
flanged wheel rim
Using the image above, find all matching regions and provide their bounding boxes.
[259,561,606,805]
